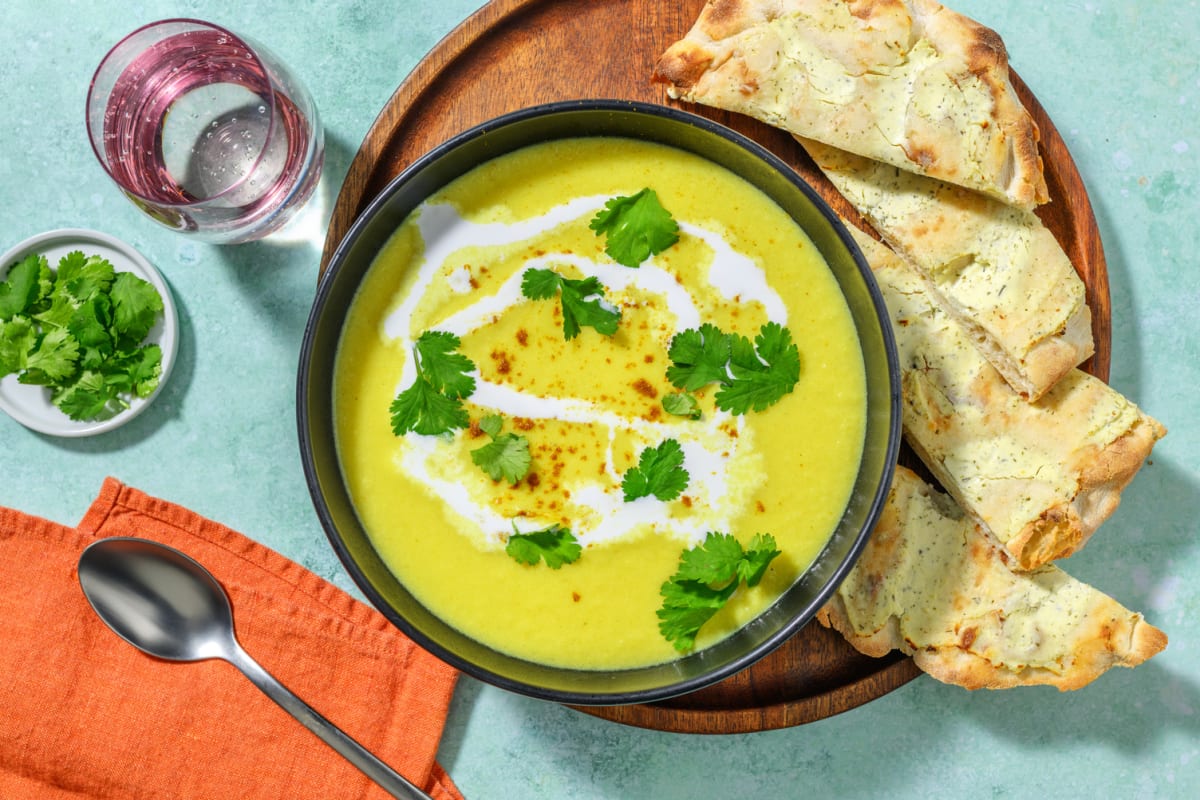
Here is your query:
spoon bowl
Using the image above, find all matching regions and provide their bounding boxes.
[78,537,235,662]
[77,536,431,800]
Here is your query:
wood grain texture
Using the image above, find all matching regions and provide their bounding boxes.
[319,0,1110,733]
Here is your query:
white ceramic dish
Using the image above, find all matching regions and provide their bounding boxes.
[0,229,178,437]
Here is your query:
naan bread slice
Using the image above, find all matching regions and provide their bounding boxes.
[851,224,1164,569]
[817,467,1167,690]
[653,0,1048,209]
[806,139,1092,400]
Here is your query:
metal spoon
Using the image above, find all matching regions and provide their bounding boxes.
[77,536,432,800]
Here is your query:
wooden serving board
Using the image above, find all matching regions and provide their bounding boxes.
[320,0,1111,734]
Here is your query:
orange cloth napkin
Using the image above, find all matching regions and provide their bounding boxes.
[0,477,463,799]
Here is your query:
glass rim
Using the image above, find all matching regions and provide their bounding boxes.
[84,18,280,210]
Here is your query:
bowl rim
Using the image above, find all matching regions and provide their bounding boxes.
[298,98,901,705]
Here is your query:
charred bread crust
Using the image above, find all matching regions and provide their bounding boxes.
[848,224,1164,570]
[817,468,1167,691]
[653,0,1049,208]
[804,139,1092,401]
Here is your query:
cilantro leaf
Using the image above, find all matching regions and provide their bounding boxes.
[103,345,162,398]
[0,254,46,319]
[110,271,164,344]
[478,413,504,438]
[52,370,121,421]
[662,392,702,420]
[714,323,800,414]
[656,532,783,652]
[470,414,532,484]
[588,188,679,267]
[666,322,800,415]
[656,579,736,653]
[56,251,114,304]
[0,317,35,376]
[389,377,470,436]
[520,267,621,341]
[32,292,78,331]
[672,532,746,585]
[665,323,730,391]
[69,294,115,369]
[505,524,582,569]
[621,438,689,502]
[413,330,476,398]
[737,533,782,587]
[518,267,563,301]
[389,331,476,436]
[20,327,80,384]
[558,276,620,340]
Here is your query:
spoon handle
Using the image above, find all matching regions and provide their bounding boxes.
[228,645,432,800]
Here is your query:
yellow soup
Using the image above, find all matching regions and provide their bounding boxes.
[334,137,866,669]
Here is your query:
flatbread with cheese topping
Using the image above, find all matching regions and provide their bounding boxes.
[653,0,1049,209]
[851,224,1164,569]
[817,467,1167,690]
[805,139,1092,400]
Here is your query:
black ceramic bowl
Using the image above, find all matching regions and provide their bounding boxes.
[298,100,900,706]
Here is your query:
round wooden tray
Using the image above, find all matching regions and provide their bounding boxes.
[320,0,1110,734]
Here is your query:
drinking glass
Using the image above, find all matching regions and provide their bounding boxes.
[86,19,324,244]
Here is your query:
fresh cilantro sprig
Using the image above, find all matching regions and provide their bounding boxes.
[470,414,532,484]
[521,267,621,341]
[0,251,164,422]
[505,523,582,569]
[657,532,781,652]
[666,322,800,415]
[621,438,689,502]
[589,188,679,267]
[389,331,476,436]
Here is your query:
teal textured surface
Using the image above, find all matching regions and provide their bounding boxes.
[1,1,1196,797]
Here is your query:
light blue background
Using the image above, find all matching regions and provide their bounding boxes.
[2,2,1196,797]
